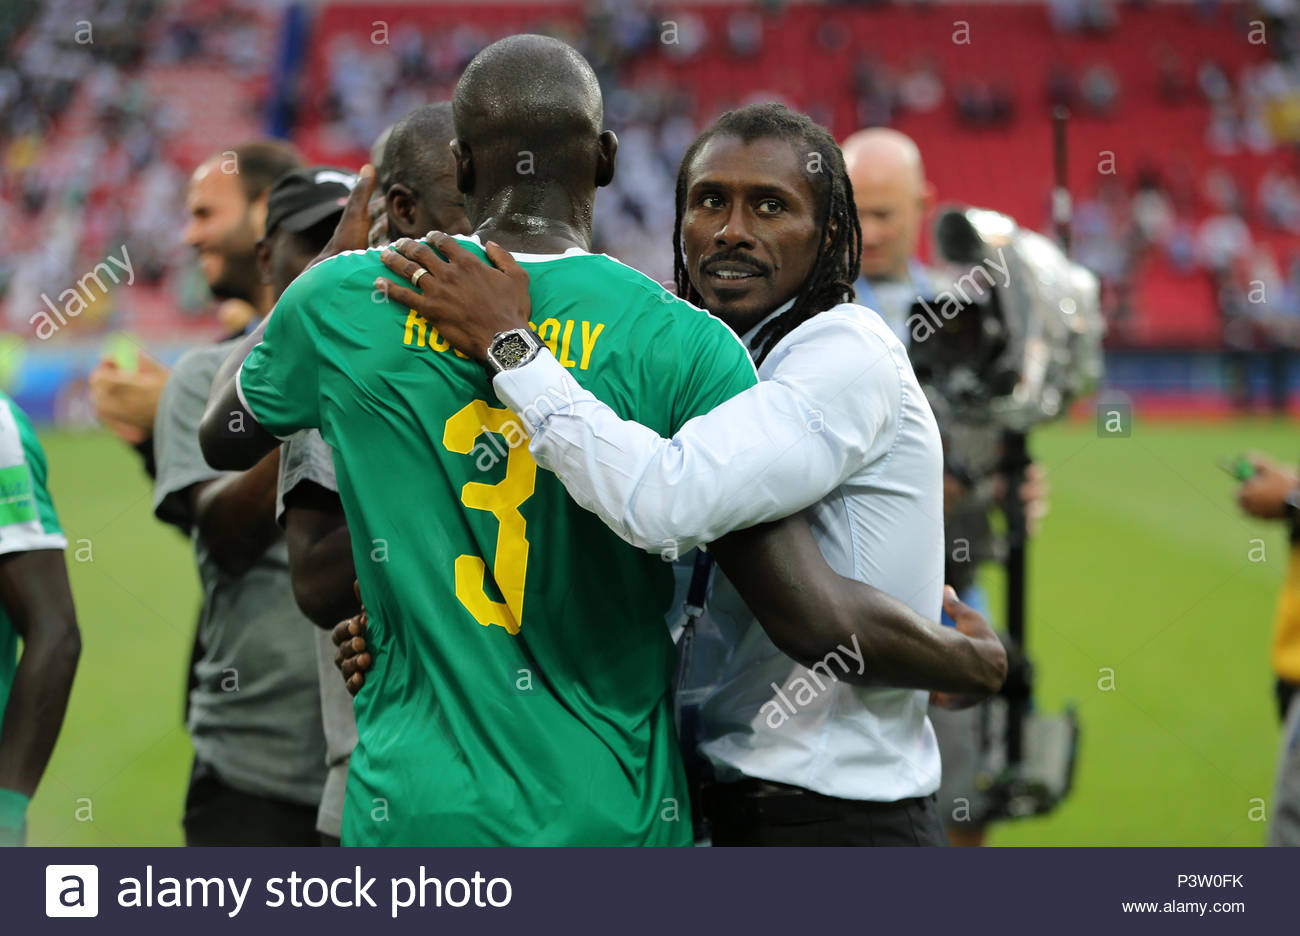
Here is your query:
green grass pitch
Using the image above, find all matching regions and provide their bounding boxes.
[24,419,1297,845]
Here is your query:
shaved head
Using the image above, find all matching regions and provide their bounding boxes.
[841,128,931,281]
[452,34,612,228]
[454,34,602,137]
[380,102,457,193]
[376,102,468,238]
[370,124,393,171]
[842,128,925,191]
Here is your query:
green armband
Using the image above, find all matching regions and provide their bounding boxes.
[0,787,30,846]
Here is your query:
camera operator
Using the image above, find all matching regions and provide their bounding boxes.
[842,128,1048,846]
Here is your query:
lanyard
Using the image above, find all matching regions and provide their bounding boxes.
[672,549,714,735]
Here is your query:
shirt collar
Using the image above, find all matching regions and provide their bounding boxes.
[458,232,591,262]
[739,297,797,361]
[855,257,934,304]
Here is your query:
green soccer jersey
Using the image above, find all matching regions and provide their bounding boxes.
[0,393,67,735]
[238,237,757,846]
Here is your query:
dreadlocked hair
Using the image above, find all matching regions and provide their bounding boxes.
[671,102,862,367]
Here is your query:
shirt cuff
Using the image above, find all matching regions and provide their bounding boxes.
[491,349,582,435]
[0,532,68,558]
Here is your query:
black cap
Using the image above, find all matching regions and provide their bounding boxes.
[264,167,356,237]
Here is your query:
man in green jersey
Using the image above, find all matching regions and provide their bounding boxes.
[202,35,754,846]
[0,392,80,845]
[201,35,998,845]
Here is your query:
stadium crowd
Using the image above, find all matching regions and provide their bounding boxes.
[2,0,1298,348]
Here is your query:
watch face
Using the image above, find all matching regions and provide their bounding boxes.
[499,335,530,366]
[494,332,531,369]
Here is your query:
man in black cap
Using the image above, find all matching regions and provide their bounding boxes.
[261,167,360,293]
[152,167,354,845]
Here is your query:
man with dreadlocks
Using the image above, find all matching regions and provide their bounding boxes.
[384,102,1005,845]
[201,40,999,845]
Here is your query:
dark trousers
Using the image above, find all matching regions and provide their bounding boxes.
[1279,679,1300,724]
[183,758,320,846]
[707,777,949,846]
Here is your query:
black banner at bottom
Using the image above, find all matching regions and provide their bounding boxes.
[1,847,1283,934]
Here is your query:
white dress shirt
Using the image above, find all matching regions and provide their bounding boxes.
[494,300,946,801]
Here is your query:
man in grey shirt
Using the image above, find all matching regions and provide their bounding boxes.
[154,337,327,845]
[152,164,373,844]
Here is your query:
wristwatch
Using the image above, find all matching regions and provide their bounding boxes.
[1285,487,1300,530]
[485,327,544,377]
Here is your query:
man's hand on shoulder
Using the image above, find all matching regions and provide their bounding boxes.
[377,233,531,363]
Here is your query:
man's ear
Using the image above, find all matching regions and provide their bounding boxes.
[452,139,473,195]
[595,130,618,189]
[823,217,838,251]
[256,238,272,284]
[385,183,417,237]
[248,192,270,238]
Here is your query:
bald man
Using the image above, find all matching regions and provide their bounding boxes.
[841,128,937,341]
[844,128,994,848]
[843,128,1053,847]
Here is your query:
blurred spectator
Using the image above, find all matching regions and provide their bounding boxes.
[1051,0,1117,34]
[1081,0,1120,34]
[1204,166,1246,216]
[898,55,943,114]
[661,12,707,62]
[1156,47,1189,104]
[1259,170,1300,233]
[1198,59,1233,106]
[1046,63,1075,110]
[954,79,1014,128]
[1132,169,1175,248]
[1206,102,1242,154]
[815,18,851,54]
[1165,218,1200,274]
[1198,211,1253,273]
[852,54,895,127]
[1049,0,1086,33]
[726,10,763,58]
[1080,63,1120,117]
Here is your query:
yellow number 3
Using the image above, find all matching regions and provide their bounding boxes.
[443,400,537,634]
